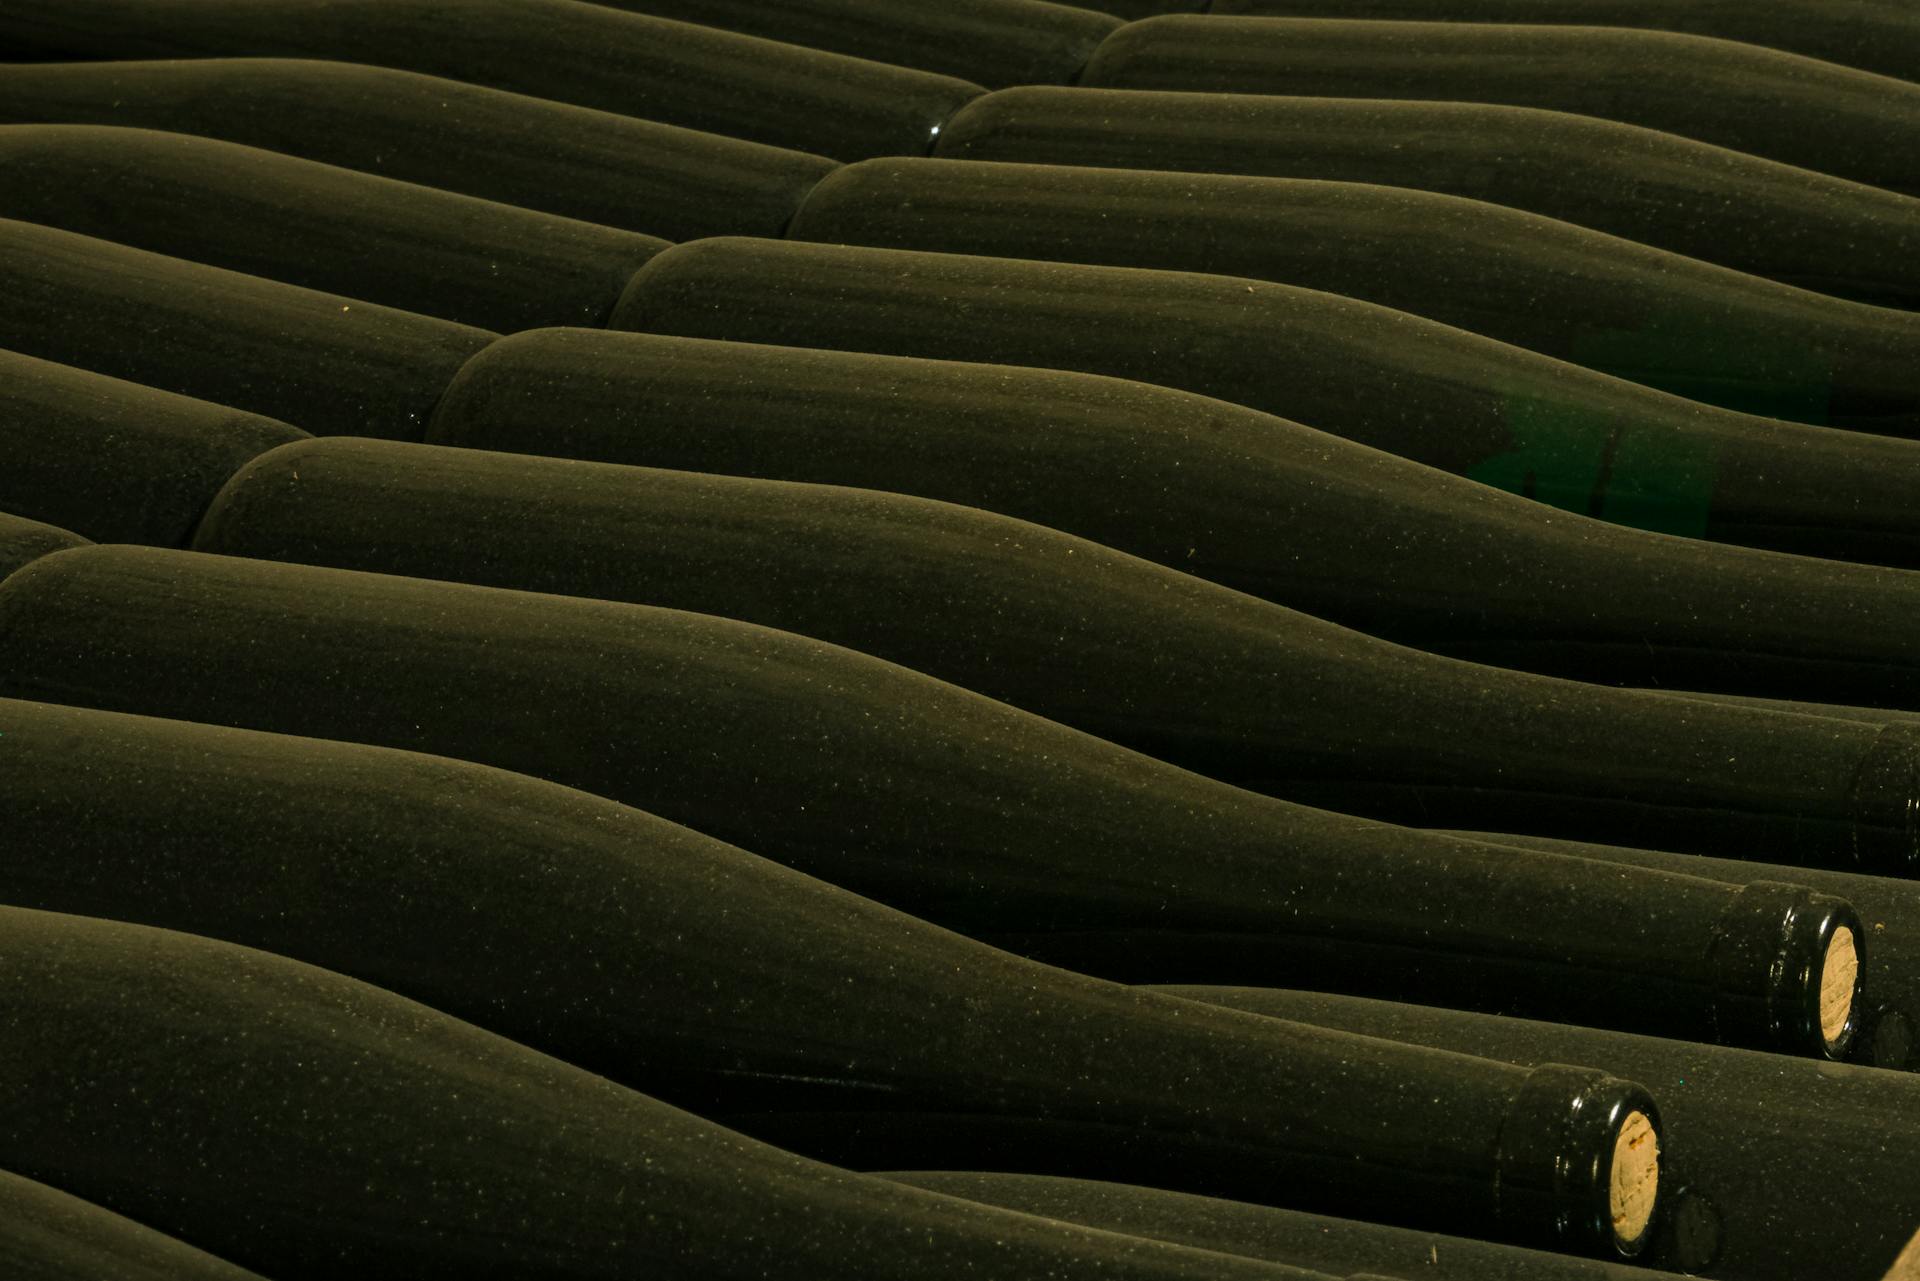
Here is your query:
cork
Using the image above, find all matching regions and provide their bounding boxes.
[1822,926,1859,1050]
[1609,1110,1659,1247]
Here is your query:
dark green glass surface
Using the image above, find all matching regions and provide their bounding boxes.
[0,0,982,160]
[1161,985,1920,1281]
[1208,0,1920,83]
[891,1172,1652,1281]
[608,239,1920,558]
[428,331,1920,689]
[0,125,667,331]
[0,904,1355,1281]
[791,157,1920,432]
[583,0,1118,88]
[0,59,838,242]
[934,88,1920,309]
[0,220,494,439]
[0,350,307,547]
[0,1168,267,1281]
[1081,18,1920,197]
[0,512,86,583]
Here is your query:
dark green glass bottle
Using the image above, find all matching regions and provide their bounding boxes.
[0,349,306,546]
[933,88,1920,310]
[1080,17,1920,197]
[0,125,667,331]
[0,1168,268,1281]
[1157,984,1920,1281]
[0,0,982,160]
[605,239,1920,556]
[0,219,493,438]
[0,903,1390,1279]
[0,58,838,241]
[789,157,1920,432]
[1207,0,1920,83]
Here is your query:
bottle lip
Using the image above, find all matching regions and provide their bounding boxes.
[1498,1065,1663,1260]
[1713,882,1865,1060]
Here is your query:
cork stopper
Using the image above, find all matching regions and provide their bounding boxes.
[1822,926,1859,1050]
[1609,1110,1659,1248]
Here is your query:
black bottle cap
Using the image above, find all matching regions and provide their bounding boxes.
[1709,881,1864,1060]
[1494,1064,1663,1260]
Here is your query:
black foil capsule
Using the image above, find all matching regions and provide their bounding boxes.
[933,87,1920,310]
[0,59,838,241]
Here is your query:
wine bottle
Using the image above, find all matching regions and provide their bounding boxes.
[0,0,983,161]
[607,239,1920,556]
[0,349,307,547]
[1207,0,1920,85]
[0,906,1397,1280]
[0,126,667,332]
[932,87,1920,310]
[427,330,1920,685]
[1080,17,1920,198]
[0,512,86,582]
[1158,984,1920,1281]
[789,156,1920,432]
[892,1172,1662,1281]
[0,59,838,243]
[182,435,1920,884]
[0,219,493,439]
[583,0,1119,89]
[0,549,1878,1062]
[1437,824,1920,1073]
[0,1167,268,1281]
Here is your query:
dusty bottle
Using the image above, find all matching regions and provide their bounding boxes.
[585,0,1118,89]
[426,331,1920,679]
[1159,984,1920,1281]
[0,219,493,438]
[606,239,1920,555]
[0,349,307,546]
[893,1172,1660,1281]
[1207,0,1920,83]
[1080,17,1920,198]
[0,1167,268,1281]
[933,87,1920,310]
[0,125,667,331]
[0,511,86,581]
[0,0,982,160]
[0,58,838,242]
[182,436,1920,885]
[789,157,1920,432]
[0,903,1390,1280]
[0,547,1880,1060]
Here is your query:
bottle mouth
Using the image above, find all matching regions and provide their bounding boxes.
[1711,882,1864,1060]
[1608,1109,1660,1251]
[1496,1065,1663,1260]
[1820,925,1860,1054]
